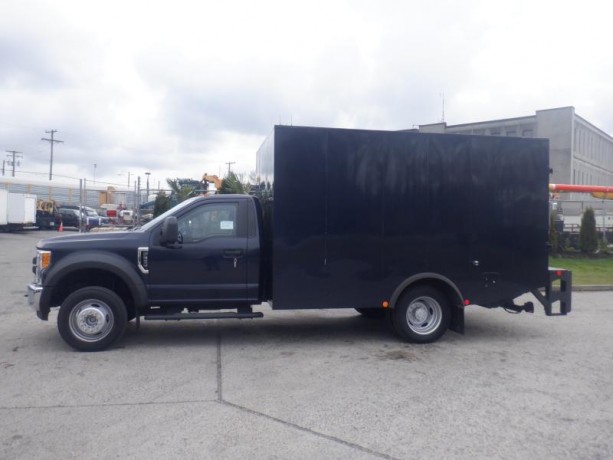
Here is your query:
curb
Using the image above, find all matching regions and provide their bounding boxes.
[573,285,613,292]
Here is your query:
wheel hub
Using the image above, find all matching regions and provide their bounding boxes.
[405,295,442,335]
[412,303,429,323]
[75,306,107,335]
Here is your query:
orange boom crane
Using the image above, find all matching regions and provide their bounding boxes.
[202,174,222,193]
[549,184,613,200]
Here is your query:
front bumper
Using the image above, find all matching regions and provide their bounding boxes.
[26,283,44,319]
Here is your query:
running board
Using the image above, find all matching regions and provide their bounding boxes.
[144,312,264,321]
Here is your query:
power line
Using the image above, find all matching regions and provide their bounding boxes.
[41,129,64,180]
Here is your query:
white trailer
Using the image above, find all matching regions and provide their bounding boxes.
[0,189,8,228]
[4,193,36,231]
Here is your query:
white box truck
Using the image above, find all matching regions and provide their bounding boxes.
[2,192,36,231]
[0,189,8,229]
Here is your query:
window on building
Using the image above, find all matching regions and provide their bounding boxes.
[506,130,517,137]
[490,129,500,136]
[521,129,533,138]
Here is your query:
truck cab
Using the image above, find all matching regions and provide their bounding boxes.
[144,194,262,309]
[28,194,264,351]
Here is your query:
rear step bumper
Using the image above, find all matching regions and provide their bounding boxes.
[531,268,572,316]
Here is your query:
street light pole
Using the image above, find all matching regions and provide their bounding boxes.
[145,172,151,202]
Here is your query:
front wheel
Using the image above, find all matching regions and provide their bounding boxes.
[58,287,128,351]
[391,286,451,343]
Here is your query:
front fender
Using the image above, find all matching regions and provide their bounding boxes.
[39,250,148,318]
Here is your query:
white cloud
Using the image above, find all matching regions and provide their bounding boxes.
[1,0,612,188]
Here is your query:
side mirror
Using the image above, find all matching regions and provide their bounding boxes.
[160,216,179,245]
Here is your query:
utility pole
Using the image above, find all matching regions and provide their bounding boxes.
[41,129,64,180]
[145,172,151,201]
[225,161,235,175]
[5,150,23,177]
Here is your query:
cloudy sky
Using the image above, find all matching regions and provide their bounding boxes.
[1,0,612,190]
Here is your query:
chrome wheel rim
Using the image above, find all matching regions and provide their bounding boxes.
[406,296,442,335]
[68,299,114,342]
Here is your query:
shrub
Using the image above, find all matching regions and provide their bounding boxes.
[549,212,559,255]
[153,191,170,217]
[579,208,598,254]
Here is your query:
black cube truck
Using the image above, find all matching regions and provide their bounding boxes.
[27,126,571,351]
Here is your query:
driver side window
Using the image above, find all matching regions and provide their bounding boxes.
[177,203,238,244]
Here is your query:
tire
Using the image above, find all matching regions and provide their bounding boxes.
[355,308,387,319]
[58,287,128,351]
[391,286,451,343]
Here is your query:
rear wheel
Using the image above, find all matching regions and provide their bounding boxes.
[58,287,128,351]
[391,286,450,343]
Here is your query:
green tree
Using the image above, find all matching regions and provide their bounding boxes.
[579,207,598,254]
[153,191,170,217]
[166,178,197,203]
[219,171,246,194]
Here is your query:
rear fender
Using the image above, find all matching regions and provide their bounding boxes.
[390,273,465,334]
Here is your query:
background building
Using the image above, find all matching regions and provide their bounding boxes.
[418,106,613,189]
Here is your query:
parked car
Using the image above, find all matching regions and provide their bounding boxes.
[83,207,111,227]
[58,205,110,229]
[57,208,82,228]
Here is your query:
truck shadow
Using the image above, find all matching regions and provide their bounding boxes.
[120,310,535,349]
[122,313,394,349]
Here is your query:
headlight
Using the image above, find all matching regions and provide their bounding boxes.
[34,250,52,283]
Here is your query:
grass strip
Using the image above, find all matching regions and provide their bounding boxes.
[549,257,613,285]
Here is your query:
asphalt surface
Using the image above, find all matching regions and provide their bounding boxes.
[1,230,612,459]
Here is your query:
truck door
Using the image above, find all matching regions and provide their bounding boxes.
[146,200,249,306]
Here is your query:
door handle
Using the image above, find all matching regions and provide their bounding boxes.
[223,249,244,258]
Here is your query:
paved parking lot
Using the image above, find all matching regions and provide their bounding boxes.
[1,230,612,459]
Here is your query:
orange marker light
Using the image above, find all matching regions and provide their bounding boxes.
[40,251,52,270]
[382,301,389,308]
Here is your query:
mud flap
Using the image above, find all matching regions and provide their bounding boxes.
[449,305,465,334]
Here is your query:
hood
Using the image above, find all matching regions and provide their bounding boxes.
[37,229,147,250]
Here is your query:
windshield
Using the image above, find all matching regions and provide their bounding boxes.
[137,196,203,232]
